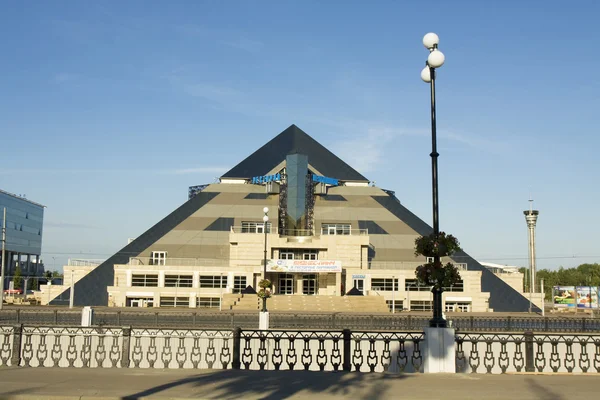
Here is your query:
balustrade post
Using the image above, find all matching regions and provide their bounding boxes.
[544,317,549,332]
[121,327,131,368]
[116,311,121,326]
[506,316,511,331]
[54,310,58,324]
[582,318,586,332]
[524,331,534,372]
[15,309,20,324]
[342,329,351,372]
[469,316,474,330]
[232,327,242,370]
[11,325,23,366]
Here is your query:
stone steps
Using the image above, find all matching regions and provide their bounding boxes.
[224,294,389,313]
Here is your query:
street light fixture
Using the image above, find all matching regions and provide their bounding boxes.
[421,32,447,328]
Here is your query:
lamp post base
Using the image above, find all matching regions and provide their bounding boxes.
[423,327,456,373]
[429,287,447,328]
[259,311,270,330]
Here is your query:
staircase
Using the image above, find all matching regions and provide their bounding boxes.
[223,294,389,313]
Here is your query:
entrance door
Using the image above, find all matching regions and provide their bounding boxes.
[278,274,294,295]
[303,274,317,295]
[353,278,364,294]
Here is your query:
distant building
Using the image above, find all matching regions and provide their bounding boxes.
[0,189,46,288]
[52,125,539,312]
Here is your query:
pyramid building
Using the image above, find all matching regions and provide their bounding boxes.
[54,125,538,312]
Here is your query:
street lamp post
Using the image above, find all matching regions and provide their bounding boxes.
[262,207,269,312]
[421,32,447,328]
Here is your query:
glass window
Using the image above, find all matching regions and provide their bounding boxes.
[197,297,221,308]
[199,275,226,288]
[164,275,193,288]
[233,276,247,293]
[386,300,403,312]
[151,251,167,265]
[410,300,433,311]
[371,278,399,291]
[321,224,351,235]
[241,221,271,233]
[445,301,471,312]
[160,297,189,307]
[131,274,159,287]
[405,279,428,291]
[278,249,318,260]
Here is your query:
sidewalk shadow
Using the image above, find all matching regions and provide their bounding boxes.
[123,369,411,400]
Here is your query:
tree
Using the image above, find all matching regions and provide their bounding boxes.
[529,263,600,301]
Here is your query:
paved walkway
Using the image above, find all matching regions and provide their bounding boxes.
[0,367,599,400]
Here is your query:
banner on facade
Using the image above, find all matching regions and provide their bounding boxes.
[266,259,342,273]
[552,286,576,308]
[575,286,599,309]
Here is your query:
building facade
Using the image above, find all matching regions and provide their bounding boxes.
[0,189,45,289]
[55,125,538,313]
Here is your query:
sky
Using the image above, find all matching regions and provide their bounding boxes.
[1,1,598,272]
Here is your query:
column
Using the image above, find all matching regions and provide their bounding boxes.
[126,270,132,287]
[335,272,341,296]
[192,271,199,289]
[26,254,31,276]
[296,275,303,295]
[158,271,165,287]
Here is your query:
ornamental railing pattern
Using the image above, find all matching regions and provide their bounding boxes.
[129,328,232,369]
[456,332,600,374]
[1,324,600,374]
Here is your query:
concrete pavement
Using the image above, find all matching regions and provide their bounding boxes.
[0,367,599,400]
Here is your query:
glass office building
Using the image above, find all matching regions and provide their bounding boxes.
[0,189,45,281]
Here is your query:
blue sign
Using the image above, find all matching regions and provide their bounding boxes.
[312,174,339,186]
[251,173,281,184]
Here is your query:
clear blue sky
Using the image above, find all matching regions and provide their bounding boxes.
[1,1,598,272]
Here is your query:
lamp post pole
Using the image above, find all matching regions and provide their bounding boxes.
[262,207,269,312]
[421,32,446,328]
[0,208,6,311]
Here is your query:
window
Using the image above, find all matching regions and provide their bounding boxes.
[321,223,351,235]
[160,297,189,307]
[410,300,433,311]
[131,274,158,287]
[233,276,247,293]
[199,275,226,288]
[241,221,272,233]
[197,297,221,308]
[426,257,434,263]
[302,274,317,295]
[278,249,318,260]
[386,300,403,312]
[445,302,470,312]
[164,275,193,288]
[371,278,399,291]
[151,251,167,265]
[405,279,428,291]
[126,297,154,307]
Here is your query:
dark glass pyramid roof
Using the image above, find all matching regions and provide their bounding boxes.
[222,124,368,182]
